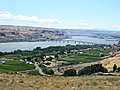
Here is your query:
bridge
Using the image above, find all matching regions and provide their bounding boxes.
[47,39,96,45]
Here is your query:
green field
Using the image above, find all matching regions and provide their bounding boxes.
[57,49,110,64]
[0,60,35,73]
[58,54,101,64]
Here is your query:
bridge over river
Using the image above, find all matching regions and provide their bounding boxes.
[47,39,96,45]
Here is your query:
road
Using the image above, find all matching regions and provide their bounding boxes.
[34,62,45,75]
[51,54,116,75]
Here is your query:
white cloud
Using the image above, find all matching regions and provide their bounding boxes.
[0,12,60,23]
[0,12,91,29]
[1,12,119,31]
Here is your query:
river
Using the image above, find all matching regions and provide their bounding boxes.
[0,36,118,52]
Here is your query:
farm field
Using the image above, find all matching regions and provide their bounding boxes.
[0,60,35,73]
[56,48,110,65]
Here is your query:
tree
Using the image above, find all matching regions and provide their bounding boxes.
[42,68,54,75]
[118,67,120,71]
[78,64,108,76]
[113,64,117,72]
[46,57,52,61]
[63,69,76,76]
[55,54,59,59]
[58,67,60,72]
[26,57,32,61]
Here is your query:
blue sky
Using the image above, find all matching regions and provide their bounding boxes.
[0,0,120,30]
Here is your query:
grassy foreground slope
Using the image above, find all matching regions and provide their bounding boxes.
[0,74,120,90]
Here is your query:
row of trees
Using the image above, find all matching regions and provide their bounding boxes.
[0,44,110,56]
[63,64,108,76]
[38,64,120,76]
[63,64,120,76]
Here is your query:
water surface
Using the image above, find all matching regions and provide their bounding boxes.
[0,36,118,52]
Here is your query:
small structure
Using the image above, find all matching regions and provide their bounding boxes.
[26,61,33,64]
[77,52,83,54]
[0,61,6,64]
[46,56,55,59]
[19,59,24,61]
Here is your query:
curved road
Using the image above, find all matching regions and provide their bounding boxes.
[34,62,45,75]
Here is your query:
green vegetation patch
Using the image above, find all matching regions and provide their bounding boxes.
[0,60,35,73]
[57,54,101,64]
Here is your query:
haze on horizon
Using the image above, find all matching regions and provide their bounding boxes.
[0,0,120,31]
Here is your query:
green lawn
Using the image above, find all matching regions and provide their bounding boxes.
[0,60,35,73]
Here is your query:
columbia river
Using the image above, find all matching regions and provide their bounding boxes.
[0,36,118,52]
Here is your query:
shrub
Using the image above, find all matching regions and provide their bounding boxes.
[42,68,54,75]
[118,67,120,71]
[46,57,52,61]
[39,64,46,68]
[115,70,120,72]
[63,69,76,76]
[113,64,117,72]
[78,64,108,76]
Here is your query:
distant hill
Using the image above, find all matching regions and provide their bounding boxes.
[62,29,120,39]
[0,25,67,42]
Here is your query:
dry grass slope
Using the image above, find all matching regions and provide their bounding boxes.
[100,52,120,71]
[0,74,120,90]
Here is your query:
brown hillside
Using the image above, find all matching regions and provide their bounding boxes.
[100,52,120,71]
[0,25,66,42]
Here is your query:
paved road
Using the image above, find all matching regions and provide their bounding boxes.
[34,62,45,75]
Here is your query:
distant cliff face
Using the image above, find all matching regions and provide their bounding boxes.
[0,25,67,42]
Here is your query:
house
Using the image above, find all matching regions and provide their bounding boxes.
[46,56,55,59]
[0,61,6,64]
[26,61,33,64]
[77,52,83,54]
[19,59,24,61]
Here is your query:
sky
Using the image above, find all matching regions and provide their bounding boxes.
[0,0,120,31]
